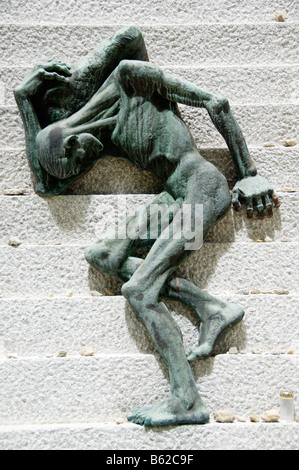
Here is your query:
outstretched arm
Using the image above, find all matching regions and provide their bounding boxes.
[116,59,279,217]
[116,60,255,177]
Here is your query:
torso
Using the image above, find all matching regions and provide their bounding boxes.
[40,72,204,180]
[111,88,198,178]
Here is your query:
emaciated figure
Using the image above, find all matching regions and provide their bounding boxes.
[15,27,279,426]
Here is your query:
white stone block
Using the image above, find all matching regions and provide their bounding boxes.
[181,104,299,147]
[0,355,297,425]
[0,243,298,297]
[1,104,298,149]
[0,25,298,67]
[1,0,298,451]
[0,295,297,357]
[162,65,299,104]
[0,421,298,450]
[1,147,298,195]
[0,192,297,245]
[5,65,299,106]
[1,0,298,25]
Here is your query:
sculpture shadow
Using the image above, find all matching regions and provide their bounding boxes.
[87,228,246,388]
[43,193,93,238]
[123,288,247,385]
[234,204,282,242]
[66,157,164,196]
[41,156,165,242]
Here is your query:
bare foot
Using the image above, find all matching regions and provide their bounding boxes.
[187,302,244,362]
[127,395,209,427]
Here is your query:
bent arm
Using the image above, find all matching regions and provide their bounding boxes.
[116,59,279,217]
[14,85,47,194]
[116,59,257,180]
[161,76,258,179]
[14,28,149,195]
[70,26,149,103]
[15,85,78,195]
[14,64,90,195]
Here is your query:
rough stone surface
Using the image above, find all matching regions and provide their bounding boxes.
[0,243,298,297]
[0,295,298,357]
[0,355,297,425]
[2,104,298,149]
[0,422,298,450]
[1,147,298,195]
[1,24,299,68]
[3,65,299,106]
[0,192,297,245]
[2,0,299,24]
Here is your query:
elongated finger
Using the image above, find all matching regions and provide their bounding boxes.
[246,197,253,218]
[44,62,72,76]
[255,196,264,219]
[43,71,69,83]
[232,190,241,211]
[264,194,273,217]
[272,194,280,208]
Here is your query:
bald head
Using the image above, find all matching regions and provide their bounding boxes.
[36,125,71,179]
[36,123,104,180]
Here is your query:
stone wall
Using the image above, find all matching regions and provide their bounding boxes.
[0,0,298,450]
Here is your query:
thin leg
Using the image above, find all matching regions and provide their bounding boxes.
[120,160,235,426]
[122,225,209,426]
[120,257,244,361]
[165,277,244,361]
[86,189,244,363]
[85,164,243,426]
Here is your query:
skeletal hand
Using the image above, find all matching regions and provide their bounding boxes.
[17,60,72,96]
[232,174,280,218]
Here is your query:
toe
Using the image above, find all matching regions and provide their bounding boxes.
[186,350,197,362]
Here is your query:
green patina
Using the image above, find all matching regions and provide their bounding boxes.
[15,26,278,427]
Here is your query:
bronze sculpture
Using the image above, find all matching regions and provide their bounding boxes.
[15,26,279,426]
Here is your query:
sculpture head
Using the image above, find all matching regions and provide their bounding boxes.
[36,125,103,179]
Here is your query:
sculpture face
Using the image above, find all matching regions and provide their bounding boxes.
[36,125,70,179]
[36,126,103,179]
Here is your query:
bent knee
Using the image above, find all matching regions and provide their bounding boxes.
[85,242,105,268]
[121,280,152,311]
[85,240,121,276]
[121,280,142,302]
[115,59,162,94]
